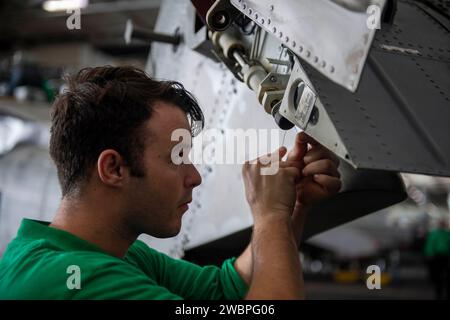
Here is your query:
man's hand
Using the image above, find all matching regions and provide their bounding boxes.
[287,132,341,208]
[286,132,342,241]
[236,135,340,299]
[242,147,300,219]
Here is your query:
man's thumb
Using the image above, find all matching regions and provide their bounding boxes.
[278,146,287,159]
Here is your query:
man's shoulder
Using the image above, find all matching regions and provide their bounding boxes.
[127,239,170,262]
[0,238,147,299]
[125,239,167,269]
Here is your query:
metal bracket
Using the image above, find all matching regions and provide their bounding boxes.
[279,58,319,130]
[256,72,289,114]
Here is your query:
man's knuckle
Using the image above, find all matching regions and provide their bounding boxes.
[324,159,334,171]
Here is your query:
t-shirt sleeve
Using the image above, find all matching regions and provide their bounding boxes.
[128,240,248,300]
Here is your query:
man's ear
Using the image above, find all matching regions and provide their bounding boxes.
[97,149,128,187]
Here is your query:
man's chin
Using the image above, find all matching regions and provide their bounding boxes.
[145,225,182,239]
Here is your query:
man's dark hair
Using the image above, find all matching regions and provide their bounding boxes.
[49,65,204,197]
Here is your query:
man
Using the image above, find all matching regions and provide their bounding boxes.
[0,66,341,299]
[424,220,450,300]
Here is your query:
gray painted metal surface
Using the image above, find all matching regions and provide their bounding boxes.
[230,0,387,92]
[302,0,450,176]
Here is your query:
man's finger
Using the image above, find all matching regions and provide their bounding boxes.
[302,159,341,178]
[303,146,340,166]
[287,132,308,163]
[313,174,342,193]
[279,146,288,159]
[279,160,303,170]
[257,146,287,166]
[298,131,319,146]
[284,167,301,180]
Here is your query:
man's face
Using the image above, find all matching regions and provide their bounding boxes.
[124,101,202,238]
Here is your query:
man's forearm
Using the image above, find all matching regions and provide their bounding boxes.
[234,205,308,288]
[292,204,308,246]
[243,213,304,300]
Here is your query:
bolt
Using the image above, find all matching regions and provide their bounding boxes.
[270,75,277,82]
[270,5,274,11]
[214,13,227,25]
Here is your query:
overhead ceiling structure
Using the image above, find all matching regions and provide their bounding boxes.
[0,0,161,53]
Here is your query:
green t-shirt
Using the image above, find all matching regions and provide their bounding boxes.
[0,219,248,300]
[424,228,450,258]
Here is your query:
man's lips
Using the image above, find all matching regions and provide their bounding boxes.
[178,199,192,208]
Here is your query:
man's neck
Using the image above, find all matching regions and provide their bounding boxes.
[50,198,137,258]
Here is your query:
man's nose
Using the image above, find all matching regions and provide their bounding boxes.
[185,164,202,188]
